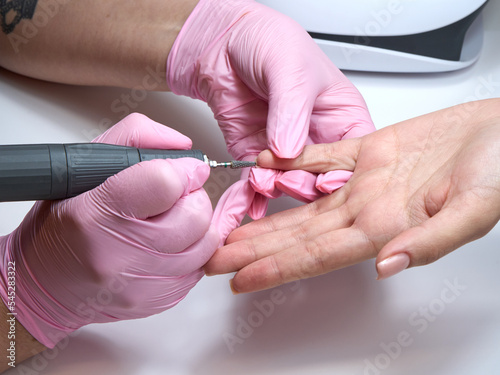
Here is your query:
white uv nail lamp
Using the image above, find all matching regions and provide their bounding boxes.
[256,0,490,73]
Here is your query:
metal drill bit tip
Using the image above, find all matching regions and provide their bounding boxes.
[207,159,257,169]
[227,160,257,169]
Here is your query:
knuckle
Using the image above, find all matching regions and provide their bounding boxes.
[416,248,445,267]
[123,112,148,126]
[302,237,328,275]
[268,255,286,285]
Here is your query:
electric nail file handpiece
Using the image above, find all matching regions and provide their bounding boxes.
[0,143,256,202]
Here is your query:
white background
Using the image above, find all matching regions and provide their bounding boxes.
[1,1,499,374]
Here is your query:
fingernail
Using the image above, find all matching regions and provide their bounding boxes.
[229,279,240,295]
[376,253,410,280]
[203,268,214,277]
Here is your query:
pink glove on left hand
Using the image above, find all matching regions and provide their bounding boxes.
[167,0,374,244]
[0,113,218,348]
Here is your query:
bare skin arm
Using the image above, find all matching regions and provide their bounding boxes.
[0,0,199,89]
[0,301,46,372]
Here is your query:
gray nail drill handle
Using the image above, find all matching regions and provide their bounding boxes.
[0,144,205,201]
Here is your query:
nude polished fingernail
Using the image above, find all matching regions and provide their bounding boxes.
[376,253,410,280]
[229,279,240,295]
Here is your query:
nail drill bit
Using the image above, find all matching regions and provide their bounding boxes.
[204,157,257,169]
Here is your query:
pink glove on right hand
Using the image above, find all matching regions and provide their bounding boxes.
[0,113,218,348]
[167,0,374,244]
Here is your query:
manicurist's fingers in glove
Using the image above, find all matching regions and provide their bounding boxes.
[167,0,374,242]
[0,114,218,354]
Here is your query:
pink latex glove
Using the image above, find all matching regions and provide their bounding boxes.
[167,0,374,244]
[0,113,218,348]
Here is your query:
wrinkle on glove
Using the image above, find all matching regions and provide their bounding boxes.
[316,170,353,194]
[275,170,324,203]
[212,175,269,247]
[167,0,375,243]
[248,167,284,199]
[0,114,218,348]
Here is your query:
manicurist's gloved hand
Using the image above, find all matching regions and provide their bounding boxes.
[0,113,218,348]
[167,0,375,243]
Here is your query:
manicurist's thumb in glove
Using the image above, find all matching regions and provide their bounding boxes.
[0,113,219,348]
[167,0,375,245]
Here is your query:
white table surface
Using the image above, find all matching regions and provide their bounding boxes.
[1,2,499,374]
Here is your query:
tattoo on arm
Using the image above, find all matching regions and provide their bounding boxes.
[1,0,38,34]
